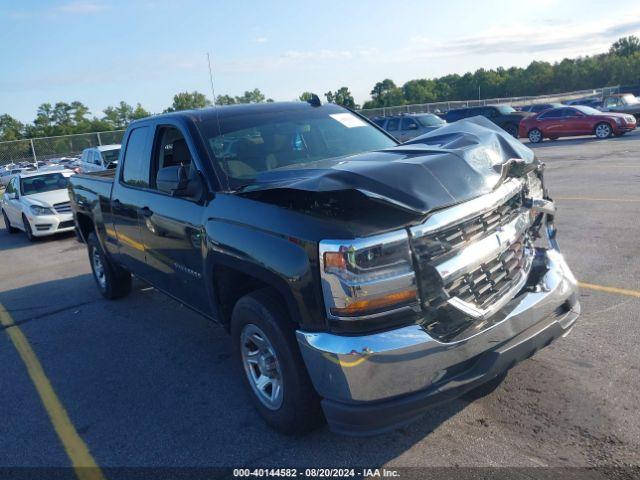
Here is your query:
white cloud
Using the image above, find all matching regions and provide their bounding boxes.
[407,15,640,62]
[55,1,107,14]
[255,36,268,44]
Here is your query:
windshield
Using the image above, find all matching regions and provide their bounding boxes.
[574,106,602,115]
[496,105,516,114]
[415,114,445,127]
[200,107,397,188]
[102,149,120,165]
[20,173,69,196]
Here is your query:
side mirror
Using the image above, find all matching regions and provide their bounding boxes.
[156,165,189,196]
[8,192,17,200]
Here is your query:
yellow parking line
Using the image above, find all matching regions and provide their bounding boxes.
[0,304,105,480]
[579,282,640,299]
[555,196,640,202]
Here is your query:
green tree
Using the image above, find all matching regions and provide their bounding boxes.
[235,88,266,104]
[165,91,211,112]
[610,36,640,57]
[0,114,24,141]
[216,94,236,105]
[299,92,314,101]
[324,87,358,109]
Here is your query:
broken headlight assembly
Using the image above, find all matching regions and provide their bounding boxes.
[319,230,418,321]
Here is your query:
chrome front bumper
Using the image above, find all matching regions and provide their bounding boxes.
[296,248,579,433]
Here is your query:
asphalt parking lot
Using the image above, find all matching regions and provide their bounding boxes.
[1,131,639,474]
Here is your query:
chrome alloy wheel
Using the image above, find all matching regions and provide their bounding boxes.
[528,129,542,143]
[595,123,611,138]
[240,324,284,410]
[91,248,107,289]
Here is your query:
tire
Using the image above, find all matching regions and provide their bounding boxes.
[2,210,18,234]
[528,128,543,143]
[595,122,612,139]
[22,214,36,242]
[505,123,519,138]
[462,371,508,402]
[87,232,132,299]
[231,288,323,435]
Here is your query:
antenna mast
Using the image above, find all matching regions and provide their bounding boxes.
[207,52,216,106]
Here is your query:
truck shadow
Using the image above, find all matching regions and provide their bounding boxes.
[0,274,472,468]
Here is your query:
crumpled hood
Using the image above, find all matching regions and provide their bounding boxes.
[241,116,538,215]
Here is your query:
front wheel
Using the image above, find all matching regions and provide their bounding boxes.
[2,210,18,234]
[22,215,36,242]
[528,128,543,143]
[87,232,132,299]
[231,289,323,435]
[595,122,612,139]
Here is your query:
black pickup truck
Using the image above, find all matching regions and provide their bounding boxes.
[69,101,580,435]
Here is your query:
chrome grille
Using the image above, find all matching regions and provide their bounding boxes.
[444,235,530,310]
[412,192,522,262]
[53,201,71,213]
[409,179,533,341]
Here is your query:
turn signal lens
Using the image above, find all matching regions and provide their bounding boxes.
[330,288,418,317]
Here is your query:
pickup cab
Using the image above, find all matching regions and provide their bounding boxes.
[600,93,640,119]
[78,145,121,173]
[69,101,580,435]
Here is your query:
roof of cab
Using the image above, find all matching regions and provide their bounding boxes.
[129,101,346,127]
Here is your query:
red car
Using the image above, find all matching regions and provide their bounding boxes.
[519,105,637,143]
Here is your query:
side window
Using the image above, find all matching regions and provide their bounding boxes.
[605,98,618,108]
[539,109,561,119]
[92,151,101,165]
[81,150,89,162]
[481,107,496,117]
[401,118,418,130]
[5,178,14,194]
[372,118,386,127]
[386,118,399,131]
[150,126,196,190]
[121,127,151,188]
[561,108,577,117]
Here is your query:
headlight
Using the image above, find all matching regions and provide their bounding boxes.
[614,117,623,125]
[29,205,54,215]
[319,230,417,319]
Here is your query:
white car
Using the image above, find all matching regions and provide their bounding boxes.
[78,144,121,173]
[1,168,25,187]
[1,170,75,241]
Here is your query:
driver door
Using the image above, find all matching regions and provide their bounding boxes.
[4,177,22,224]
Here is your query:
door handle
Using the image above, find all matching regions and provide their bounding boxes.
[140,206,153,217]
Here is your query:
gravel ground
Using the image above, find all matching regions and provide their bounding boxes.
[0,131,638,474]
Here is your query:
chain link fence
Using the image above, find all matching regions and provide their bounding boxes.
[356,86,621,118]
[0,130,125,167]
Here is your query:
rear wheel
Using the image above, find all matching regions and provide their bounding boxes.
[22,215,35,242]
[2,210,18,234]
[595,122,612,139]
[231,289,323,434]
[528,128,543,143]
[505,123,519,138]
[87,232,132,299]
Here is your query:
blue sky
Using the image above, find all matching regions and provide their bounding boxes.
[1,0,639,122]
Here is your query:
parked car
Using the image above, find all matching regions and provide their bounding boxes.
[519,105,637,143]
[519,103,564,114]
[444,105,531,137]
[69,102,579,435]
[1,170,75,240]
[373,113,446,142]
[1,168,25,187]
[565,97,602,108]
[600,93,640,119]
[78,145,121,173]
